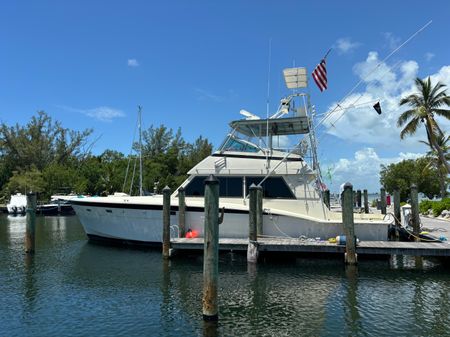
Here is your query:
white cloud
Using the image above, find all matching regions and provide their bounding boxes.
[321,52,450,151]
[59,105,125,122]
[323,148,424,192]
[194,88,237,102]
[335,37,360,54]
[127,59,139,67]
[425,52,435,62]
[383,32,401,51]
[83,106,125,122]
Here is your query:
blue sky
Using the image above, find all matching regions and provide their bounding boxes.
[1,1,449,192]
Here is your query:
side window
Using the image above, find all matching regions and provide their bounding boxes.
[219,177,242,197]
[246,176,295,199]
[185,176,207,196]
[184,176,243,197]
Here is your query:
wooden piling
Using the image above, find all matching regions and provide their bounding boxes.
[249,184,257,242]
[202,175,219,321]
[393,189,401,227]
[380,187,387,215]
[410,184,420,242]
[323,189,330,209]
[356,190,362,208]
[393,189,401,240]
[248,184,259,263]
[256,185,263,236]
[363,189,369,214]
[178,186,186,238]
[342,183,357,265]
[25,192,37,254]
[162,186,171,258]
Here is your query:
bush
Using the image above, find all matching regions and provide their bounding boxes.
[419,200,434,214]
[433,198,450,216]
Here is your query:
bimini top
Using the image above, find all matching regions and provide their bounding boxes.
[229,116,309,137]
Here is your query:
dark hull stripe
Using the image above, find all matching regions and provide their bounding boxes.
[211,153,303,161]
[71,200,250,214]
[87,234,162,247]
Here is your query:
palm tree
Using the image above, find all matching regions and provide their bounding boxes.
[420,134,450,197]
[397,77,450,174]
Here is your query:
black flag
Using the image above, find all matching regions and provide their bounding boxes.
[373,102,382,115]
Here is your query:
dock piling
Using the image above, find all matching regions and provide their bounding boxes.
[323,189,330,209]
[256,185,263,236]
[410,184,420,241]
[178,187,186,238]
[363,189,369,214]
[248,184,259,263]
[25,192,37,254]
[380,188,387,215]
[162,186,171,258]
[356,190,362,208]
[202,175,219,321]
[393,189,401,239]
[342,183,357,265]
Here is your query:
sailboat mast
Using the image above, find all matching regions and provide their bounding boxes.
[138,105,143,196]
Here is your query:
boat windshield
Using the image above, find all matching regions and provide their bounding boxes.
[219,135,260,153]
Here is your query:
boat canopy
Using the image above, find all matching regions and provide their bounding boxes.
[229,116,309,137]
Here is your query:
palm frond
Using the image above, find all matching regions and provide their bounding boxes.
[433,108,450,119]
[400,117,420,139]
[397,109,418,127]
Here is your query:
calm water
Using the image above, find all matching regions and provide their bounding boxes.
[1,215,450,337]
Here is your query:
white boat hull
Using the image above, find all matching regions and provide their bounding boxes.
[72,200,388,245]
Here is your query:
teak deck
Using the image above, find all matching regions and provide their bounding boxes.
[171,237,450,257]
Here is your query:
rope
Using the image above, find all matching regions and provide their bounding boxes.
[384,212,444,242]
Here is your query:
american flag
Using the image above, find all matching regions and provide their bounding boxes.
[312,59,327,92]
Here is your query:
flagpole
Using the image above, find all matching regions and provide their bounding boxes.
[323,48,332,60]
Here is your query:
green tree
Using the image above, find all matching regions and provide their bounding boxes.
[380,157,440,201]
[4,167,46,196]
[419,134,450,198]
[397,77,450,174]
[0,111,92,170]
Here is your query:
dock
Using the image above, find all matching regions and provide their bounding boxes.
[171,237,450,257]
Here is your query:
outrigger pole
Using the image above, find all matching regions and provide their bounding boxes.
[317,20,433,130]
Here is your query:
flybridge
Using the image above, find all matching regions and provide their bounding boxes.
[229,115,310,137]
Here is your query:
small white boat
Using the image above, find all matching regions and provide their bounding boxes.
[7,193,27,215]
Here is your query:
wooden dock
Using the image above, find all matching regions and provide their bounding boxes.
[171,237,450,257]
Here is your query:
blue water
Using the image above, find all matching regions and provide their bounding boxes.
[1,215,449,336]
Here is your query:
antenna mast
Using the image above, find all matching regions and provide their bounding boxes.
[138,105,143,196]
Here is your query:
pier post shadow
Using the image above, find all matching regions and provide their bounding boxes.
[202,320,219,337]
[23,253,37,310]
[344,265,362,335]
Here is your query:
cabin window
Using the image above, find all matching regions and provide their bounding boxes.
[222,137,259,153]
[184,176,294,199]
[185,176,243,197]
[246,176,295,199]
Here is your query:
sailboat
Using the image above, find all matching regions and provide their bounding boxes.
[70,66,390,245]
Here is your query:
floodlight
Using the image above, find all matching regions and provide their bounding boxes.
[283,67,308,89]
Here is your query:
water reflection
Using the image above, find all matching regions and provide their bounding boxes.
[344,265,362,336]
[1,214,450,337]
[23,254,37,310]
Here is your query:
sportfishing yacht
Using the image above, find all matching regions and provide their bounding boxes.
[71,67,389,245]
